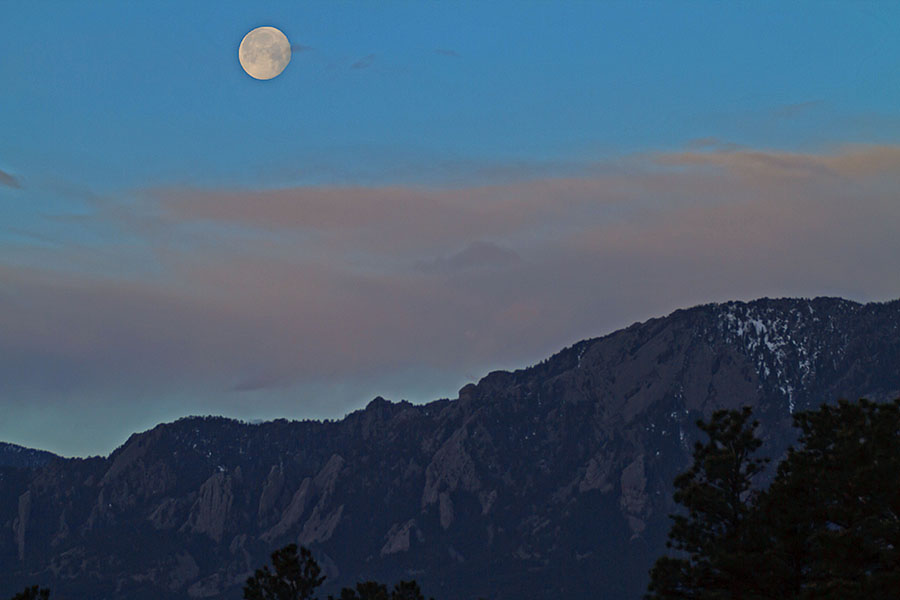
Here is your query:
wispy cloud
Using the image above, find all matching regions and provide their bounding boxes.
[684,137,742,151]
[0,169,21,188]
[656,144,900,179]
[416,241,521,273]
[435,48,460,58]
[147,178,628,255]
[291,43,314,53]
[350,53,376,69]
[771,100,825,119]
[2,143,899,438]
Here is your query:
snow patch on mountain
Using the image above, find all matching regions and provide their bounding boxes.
[714,299,855,413]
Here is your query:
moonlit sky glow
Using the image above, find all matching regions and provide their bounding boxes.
[2,2,899,456]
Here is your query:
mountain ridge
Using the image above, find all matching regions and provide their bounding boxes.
[2,296,899,600]
[0,444,58,471]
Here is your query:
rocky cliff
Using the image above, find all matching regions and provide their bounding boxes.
[2,297,899,600]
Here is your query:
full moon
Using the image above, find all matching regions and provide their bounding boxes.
[239,26,291,80]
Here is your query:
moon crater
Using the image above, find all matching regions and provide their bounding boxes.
[239,26,291,80]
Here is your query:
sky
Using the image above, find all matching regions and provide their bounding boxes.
[2,1,899,457]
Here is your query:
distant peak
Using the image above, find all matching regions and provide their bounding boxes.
[366,396,391,409]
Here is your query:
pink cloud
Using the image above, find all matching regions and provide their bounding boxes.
[2,144,899,413]
[656,144,900,180]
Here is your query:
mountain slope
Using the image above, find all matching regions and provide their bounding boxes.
[0,444,57,470]
[1,297,898,600]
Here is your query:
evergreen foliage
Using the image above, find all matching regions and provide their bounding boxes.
[331,581,388,600]
[245,543,432,600]
[8,587,50,600]
[756,398,900,599]
[243,544,325,600]
[647,398,900,600]
[329,579,430,600]
[646,406,769,599]
[390,580,428,600]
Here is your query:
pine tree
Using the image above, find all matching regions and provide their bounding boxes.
[9,587,50,600]
[648,398,900,600]
[390,580,426,600]
[243,544,325,600]
[646,406,768,600]
[354,581,389,600]
[758,399,900,599]
[330,579,431,600]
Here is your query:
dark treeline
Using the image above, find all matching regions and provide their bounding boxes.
[7,587,49,600]
[242,543,434,600]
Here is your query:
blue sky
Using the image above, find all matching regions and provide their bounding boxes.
[2,1,900,456]
[6,1,899,190]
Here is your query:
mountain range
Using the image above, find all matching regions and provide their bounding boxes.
[2,296,899,599]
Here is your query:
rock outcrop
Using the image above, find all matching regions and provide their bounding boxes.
[182,471,234,542]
